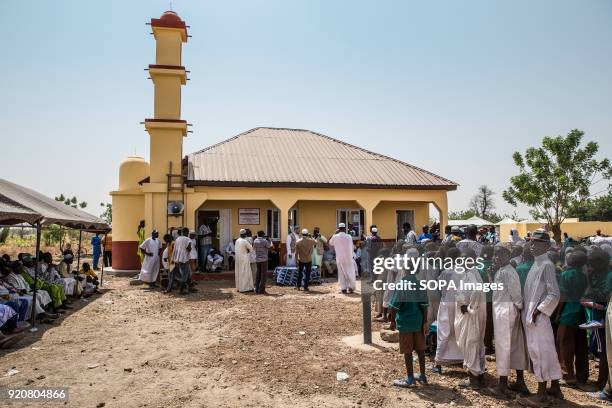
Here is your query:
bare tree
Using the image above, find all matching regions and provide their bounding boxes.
[470,185,495,218]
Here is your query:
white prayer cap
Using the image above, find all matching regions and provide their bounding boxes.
[371,227,378,233]
[301,228,309,235]
[338,222,346,228]
[239,228,247,235]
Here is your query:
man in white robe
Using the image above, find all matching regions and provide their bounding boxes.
[456,224,483,257]
[235,229,254,292]
[285,227,299,267]
[489,246,529,397]
[329,223,357,294]
[139,230,162,288]
[518,230,563,406]
[454,248,486,389]
[0,274,46,322]
[4,268,52,311]
[435,248,464,371]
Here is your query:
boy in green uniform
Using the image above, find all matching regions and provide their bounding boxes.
[556,250,588,386]
[582,248,611,390]
[515,245,534,295]
[389,264,429,387]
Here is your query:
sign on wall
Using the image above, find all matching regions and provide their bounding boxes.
[238,208,260,225]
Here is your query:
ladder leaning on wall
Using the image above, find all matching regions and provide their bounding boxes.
[166,161,185,233]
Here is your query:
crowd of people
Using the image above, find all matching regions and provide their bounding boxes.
[373,223,612,406]
[0,249,102,349]
[136,221,364,296]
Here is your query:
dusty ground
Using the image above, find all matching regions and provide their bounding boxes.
[0,276,609,408]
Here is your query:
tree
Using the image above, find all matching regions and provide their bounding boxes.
[470,185,495,218]
[100,202,112,224]
[448,209,477,220]
[566,192,612,222]
[0,227,9,244]
[503,129,611,243]
[55,193,87,209]
[448,209,506,224]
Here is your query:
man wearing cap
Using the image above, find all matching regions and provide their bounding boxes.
[235,229,254,292]
[295,229,316,291]
[518,229,563,406]
[329,223,357,294]
[139,229,162,288]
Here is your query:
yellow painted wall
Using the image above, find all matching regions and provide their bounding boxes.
[373,201,429,240]
[149,129,183,183]
[111,193,145,242]
[296,200,358,238]
[153,75,182,119]
[154,29,183,65]
[500,221,612,242]
[182,188,443,242]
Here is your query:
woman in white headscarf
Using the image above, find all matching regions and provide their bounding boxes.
[508,228,524,245]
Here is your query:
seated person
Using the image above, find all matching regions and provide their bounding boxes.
[80,263,99,294]
[206,248,224,272]
[322,248,337,277]
[0,285,29,324]
[43,253,79,297]
[0,302,24,348]
[0,260,57,323]
[225,240,236,270]
[0,302,23,336]
[19,254,70,311]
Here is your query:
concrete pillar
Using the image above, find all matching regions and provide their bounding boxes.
[356,198,380,232]
[433,193,448,237]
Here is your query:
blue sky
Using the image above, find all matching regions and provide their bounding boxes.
[1,0,610,220]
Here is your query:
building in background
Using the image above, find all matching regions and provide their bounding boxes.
[110,11,457,270]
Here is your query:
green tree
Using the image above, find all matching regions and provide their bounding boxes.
[100,202,112,224]
[0,227,10,244]
[503,129,611,243]
[43,225,66,246]
[55,194,87,209]
[448,209,477,220]
[566,192,612,222]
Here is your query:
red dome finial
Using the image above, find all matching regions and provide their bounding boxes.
[160,10,181,21]
[150,10,187,35]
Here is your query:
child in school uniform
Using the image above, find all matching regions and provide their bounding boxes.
[389,250,429,387]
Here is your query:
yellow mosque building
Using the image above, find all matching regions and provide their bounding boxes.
[110,11,458,271]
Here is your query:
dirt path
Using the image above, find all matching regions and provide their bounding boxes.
[0,277,608,407]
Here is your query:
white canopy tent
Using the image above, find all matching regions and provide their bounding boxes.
[495,217,518,226]
[447,215,494,227]
[0,178,110,328]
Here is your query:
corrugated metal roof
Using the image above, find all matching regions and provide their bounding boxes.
[186,127,458,190]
